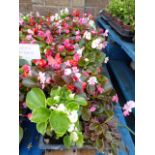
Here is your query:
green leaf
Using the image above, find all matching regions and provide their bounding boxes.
[66,101,79,111]
[50,86,62,97]
[95,138,104,151]
[81,107,91,121]
[47,98,56,106]
[78,58,86,67]
[19,59,29,66]
[79,39,85,47]
[63,135,72,148]
[74,96,87,106]
[19,126,23,143]
[105,131,113,143]
[31,107,50,123]
[89,122,99,131]
[76,132,84,148]
[26,88,46,110]
[36,122,47,135]
[49,111,70,137]
[22,78,39,88]
[105,110,114,123]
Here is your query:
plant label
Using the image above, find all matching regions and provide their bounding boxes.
[19,44,41,63]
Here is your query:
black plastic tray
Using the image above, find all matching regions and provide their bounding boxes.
[100,11,134,42]
[39,135,96,151]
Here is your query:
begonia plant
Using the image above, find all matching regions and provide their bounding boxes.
[19,8,134,154]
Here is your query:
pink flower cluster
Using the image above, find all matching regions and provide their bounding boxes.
[123,100,135,116]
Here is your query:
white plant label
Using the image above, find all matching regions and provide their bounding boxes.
[19,44,41,62]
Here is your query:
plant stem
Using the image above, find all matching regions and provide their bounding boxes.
[118,123,135,136]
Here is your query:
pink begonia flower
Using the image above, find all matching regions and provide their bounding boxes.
[21,41,27,44]
[19,18,24,26]
[46,35,53,44]
[22,64,30,73]
[31,40,36,44]
[112,94,119,103]
[103,29,109,37]
[38,72,46,89]
[88,77,98,86]
[82,71,89,77]
[63,39,70,46]
[90,106,96,112]
[52,63,61,70]
[58,28,62,34]
[99,28,104,34]
[63,39,74,51]
[27,113,32,119]
[123,111,129,117]
[97,85,104,94]
[75,30,80,35]
[123,100,135,117]
[38,30,45,38]
[46,77,51,84]
[76,35,81,42]
[45,30,51,37]
[64,60,71,67]
[26,35,32,40]
[79,17,87,25]
[65,29,70,34]
[27,29,34,35]
[58,45,65,52]
[64,23,69,29]
[64,68,72,76]
[72,67,79,73]
[91,30,97,35]
[73,53,81,61]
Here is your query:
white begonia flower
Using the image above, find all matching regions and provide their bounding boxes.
[54,96,60,102]
[68,111,78,123]
[27,29,34,35]
[69,93,75,99]
[38,72,46,84]
[64,68,72,76]
[91,38,102,49]
[83,31,92,40]
[76,47,85,56]
[104,57,109,63]
[50,16,55,22]
[71,132,79,142]
[60,10,64,16]
[57,104,66,112]
[64,8,69,14]
[55,13,60,20]
[72,67,79,73]
[68,124,75,132]
[97,43,103,50]
[88,76,98,86]
[36,11,40,17]
[50,106,56,110]
[75,73,81,81]
[84,58,89,62]
[89,20,96,29]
